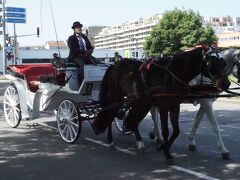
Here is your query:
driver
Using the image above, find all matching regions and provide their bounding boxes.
[67,21,100,84]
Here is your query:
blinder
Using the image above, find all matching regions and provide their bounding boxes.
[202,48,226,81]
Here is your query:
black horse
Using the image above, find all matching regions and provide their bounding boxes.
[92,47,230,163]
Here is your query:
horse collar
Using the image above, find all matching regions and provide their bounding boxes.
[147,59,156,70]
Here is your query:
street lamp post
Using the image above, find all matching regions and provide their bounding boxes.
[2,0,6,75]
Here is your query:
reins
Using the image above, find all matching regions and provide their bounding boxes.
[151,60,189,87]
[98,88,240,113]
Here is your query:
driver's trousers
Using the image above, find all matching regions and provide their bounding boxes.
[73,55,101,85]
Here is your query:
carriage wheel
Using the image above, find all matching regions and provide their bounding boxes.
[3,85,22,128]
[56,100,81,143]
[114,104,133,135]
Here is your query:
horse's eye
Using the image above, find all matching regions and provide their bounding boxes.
[207,61,212,69]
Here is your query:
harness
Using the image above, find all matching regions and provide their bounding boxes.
[138,46,225,99]
[138,57,188,91]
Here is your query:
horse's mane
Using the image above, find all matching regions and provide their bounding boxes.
[173,47,202,62]
[148,48,204,86]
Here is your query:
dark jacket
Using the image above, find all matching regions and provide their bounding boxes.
[67,33,93,61]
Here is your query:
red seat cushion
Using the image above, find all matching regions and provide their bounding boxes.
[8,64,56,92]
[25,66,55,92]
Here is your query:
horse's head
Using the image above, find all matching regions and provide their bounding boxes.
[202,49,231,91]
[229,49,240,83]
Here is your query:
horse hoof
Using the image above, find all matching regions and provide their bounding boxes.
[149,132,155,140]
[109,143,116,150]
[156,145,163,151]
[137,148,145,154]
[221,152,230,160]
[156,139,163,145]
[166,158,174,165]
[188,144,196,151]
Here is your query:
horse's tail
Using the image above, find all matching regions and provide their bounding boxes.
[91,65,115,135]
[99,65,114,104]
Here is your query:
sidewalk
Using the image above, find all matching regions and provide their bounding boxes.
[0,72,5,79]
[0,72,10,83]
[217,96,240,104]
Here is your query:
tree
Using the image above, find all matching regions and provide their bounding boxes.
[144,9,217,56]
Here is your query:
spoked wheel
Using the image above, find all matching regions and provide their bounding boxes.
[56,100,81,143]
[3,85,21,128]
[114,103,133,135]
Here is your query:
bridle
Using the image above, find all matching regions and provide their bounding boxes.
[201,47,224,82]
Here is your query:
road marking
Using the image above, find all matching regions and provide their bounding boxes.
[84,137,137,155]
[221,124,240,130]
[170,165,220,180]
[37,122,58,131]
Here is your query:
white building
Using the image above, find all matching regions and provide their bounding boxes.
[45,41,67,49]
[217,32,240,47]
[93,15,240,58]
[94,14,162,58]
[83,26,107,47]
[203,16,240,34]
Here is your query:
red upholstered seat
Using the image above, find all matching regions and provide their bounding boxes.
[8,64,56,92]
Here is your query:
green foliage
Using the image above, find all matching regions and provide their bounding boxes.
[144,9,217,56]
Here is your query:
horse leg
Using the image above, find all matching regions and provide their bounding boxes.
[134,128,145,154]
[158,106,172,162]
[188,104,205,151]
[149,106,156,139]
[202,99,230,160]
[92,96,122,148]
[167,104,180,149]
[150,106,163,146]
[124,101,151,153]
[107,123,116,149]
[105,101,123,149]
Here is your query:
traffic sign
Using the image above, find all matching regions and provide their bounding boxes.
[6,7,26,13]
[6,18,26,23]
[6,13,26,18]
[6,7,26,24]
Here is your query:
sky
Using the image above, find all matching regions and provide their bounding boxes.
[4,0,240,46]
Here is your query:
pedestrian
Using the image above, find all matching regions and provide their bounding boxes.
[112,52,122,63]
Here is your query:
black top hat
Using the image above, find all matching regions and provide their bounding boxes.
[72,21,83,29]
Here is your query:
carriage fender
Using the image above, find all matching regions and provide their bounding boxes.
[41,89,89,111]
[31,90,44,120]
[12,80,31,119]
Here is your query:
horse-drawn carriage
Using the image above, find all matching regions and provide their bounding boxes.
[3,47,240,163]
[3,59,106,143]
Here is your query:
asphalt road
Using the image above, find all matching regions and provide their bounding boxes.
[0,82,240,180]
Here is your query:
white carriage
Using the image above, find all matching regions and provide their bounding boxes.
[3,61,106,143]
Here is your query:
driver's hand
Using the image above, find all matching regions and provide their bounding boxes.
[84,50,93,55]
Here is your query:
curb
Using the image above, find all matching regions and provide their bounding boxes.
[217,97,240,104]
[0,79,10,83]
